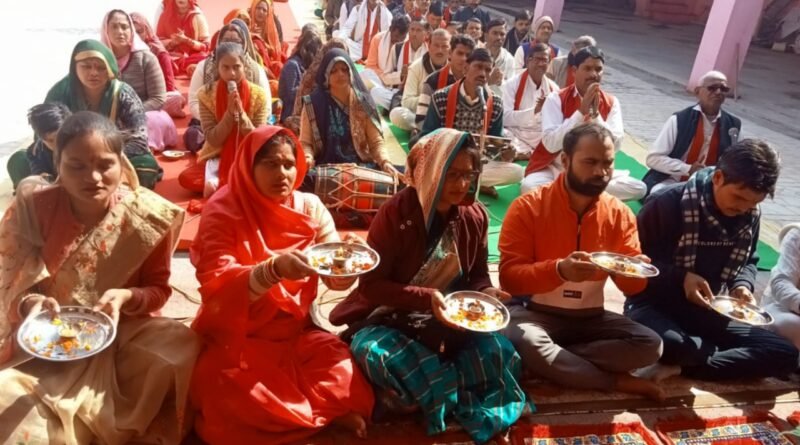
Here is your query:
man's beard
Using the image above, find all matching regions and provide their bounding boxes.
[566,165,609,197]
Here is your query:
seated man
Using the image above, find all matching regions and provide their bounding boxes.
[547,35,596,88]
[626,140,799,381]
[414,34,474,132]
[463,18,483,45]
[453,0,490,29]
[334,0,392,61]
[390,28,450,131]
[444,0,461,24]
[513,16,558,74]
[392,0,419,19]
[420,48,525,191]
[643,71,741,196]
[361,15,411,111]
[7,103,71,189]
[425,1,445,30]
[503,10,531,55]
[763,223,800,349]
[499,123,664,400]
[484,18,515,96]
[521,46,646,201]
[502,42,559,158]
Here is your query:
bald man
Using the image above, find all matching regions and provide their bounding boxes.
[642,71,742,196]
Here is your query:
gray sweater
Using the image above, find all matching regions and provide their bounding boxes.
[119,50,166,112]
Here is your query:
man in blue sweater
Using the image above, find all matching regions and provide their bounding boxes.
[626,140,798,381]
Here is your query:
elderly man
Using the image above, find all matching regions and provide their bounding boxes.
[513,15,559,73]
[502,42,559,157]
[520,46,646,201]
[500,123,664,400]
[420,48,525,191]
[335,0,392,61]
[414,34,475,130]
[361,15,411,110]
[642,71,742,196]
[389,27,449,131]
[484,18,515,96]
[392,0,419,19]
[548,35,596,88]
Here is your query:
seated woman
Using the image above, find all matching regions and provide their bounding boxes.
[6,103,71,189]
[0,111,198,443]
[179,42,268,197]
[130,11,185,117]
[764,223,800,349]
[329,128,528,444]
[224,8,252,29]
[249,0,287,78]
[189,125,374,444]
[156,0,210,76]
[102,9,178,153]
[278,25,322,123]
[46,39,160,189]
[186,19,272,153]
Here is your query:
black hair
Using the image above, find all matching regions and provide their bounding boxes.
[464,17,482,30]
[254,133,297,165]
[450,34,476,52]
[526,42,551,60]
[467,47,492,64]
[514,10,532,23]
[55,111,124,165]
[106,9,130,26]
[28,103,72,138]
[486,18,506,32]
[391,15,411,34]
[292,26,323,69]
[215,41,246,63]
[563,122,614,157]
[717,139,780,197]
[573,46,605,68]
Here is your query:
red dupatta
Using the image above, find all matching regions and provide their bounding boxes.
[191,126,315,352]
[157,0,202,49]
[215,78,251,187]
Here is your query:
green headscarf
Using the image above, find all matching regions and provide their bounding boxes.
[45,39,123,120]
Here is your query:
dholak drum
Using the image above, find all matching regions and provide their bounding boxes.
[315,163,399,213]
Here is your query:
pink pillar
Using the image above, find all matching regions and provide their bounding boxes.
[687,0,764,92]
[533,0,565,31]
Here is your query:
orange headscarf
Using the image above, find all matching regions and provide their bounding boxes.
[249,0,281,53]
[224,8,251,27]
[156,0,202,39]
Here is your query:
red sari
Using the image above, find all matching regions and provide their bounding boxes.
[156,0,210,74]
[250,0,287,78]
[189,126,374,445]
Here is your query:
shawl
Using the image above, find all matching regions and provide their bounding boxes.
[674,167,758,282]
[156,0,202,40]
[308,49,382,161]
[130,12,168,55]
[405,128,477,231]
[190,126,318,348]
[101,10,150,71]
[45,40,122,121]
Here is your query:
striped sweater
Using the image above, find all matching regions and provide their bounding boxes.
[119,50,167,112]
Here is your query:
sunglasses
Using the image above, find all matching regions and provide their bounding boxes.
[706,84,730,93]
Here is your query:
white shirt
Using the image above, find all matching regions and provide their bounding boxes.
[763,224,800,313]
[502,71,559,151]
[188,59,271,120]
[339,3,391,45]
[400,56,433,112]
[513,45,527,75]
[646,104,724,180]
[385,41,427,87]
[541,87,624,157]
[488,47,516,96]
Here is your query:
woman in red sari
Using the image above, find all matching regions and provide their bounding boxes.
[189,125,375,444]
[250,0,287,78]
[156,0,210,75]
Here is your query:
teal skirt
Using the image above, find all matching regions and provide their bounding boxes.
[351,325,531,444]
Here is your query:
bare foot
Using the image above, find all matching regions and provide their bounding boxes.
[632,363,682,383]
[614,373,667,402]
[333,412,368,439]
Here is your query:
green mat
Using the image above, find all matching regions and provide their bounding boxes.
[382,119,778,269]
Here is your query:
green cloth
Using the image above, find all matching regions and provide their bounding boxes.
[128,152,162,190]
[45,39,122,119]
[351,325,528,444]
[6,150,31,190]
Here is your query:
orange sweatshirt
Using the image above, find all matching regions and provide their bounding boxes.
[499,174,647,315]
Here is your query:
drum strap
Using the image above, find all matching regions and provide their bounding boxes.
[444,79,494,134]
[302,95,323,156]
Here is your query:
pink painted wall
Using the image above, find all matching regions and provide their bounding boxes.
[688,0,765,91]
[533,0,565,31]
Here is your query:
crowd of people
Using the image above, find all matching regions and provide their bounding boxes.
[2,0,800,444]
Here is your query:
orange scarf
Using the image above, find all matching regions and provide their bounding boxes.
[682,116,720,180]
[215,79,252,187]
[361,5,381,62]
[250,0,281,55]
[437,65,452,89]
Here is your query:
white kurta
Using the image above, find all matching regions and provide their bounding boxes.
[334,3,392,61]
[501,71,559,154]
[764,224,800,349]
[488,47,516,96]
